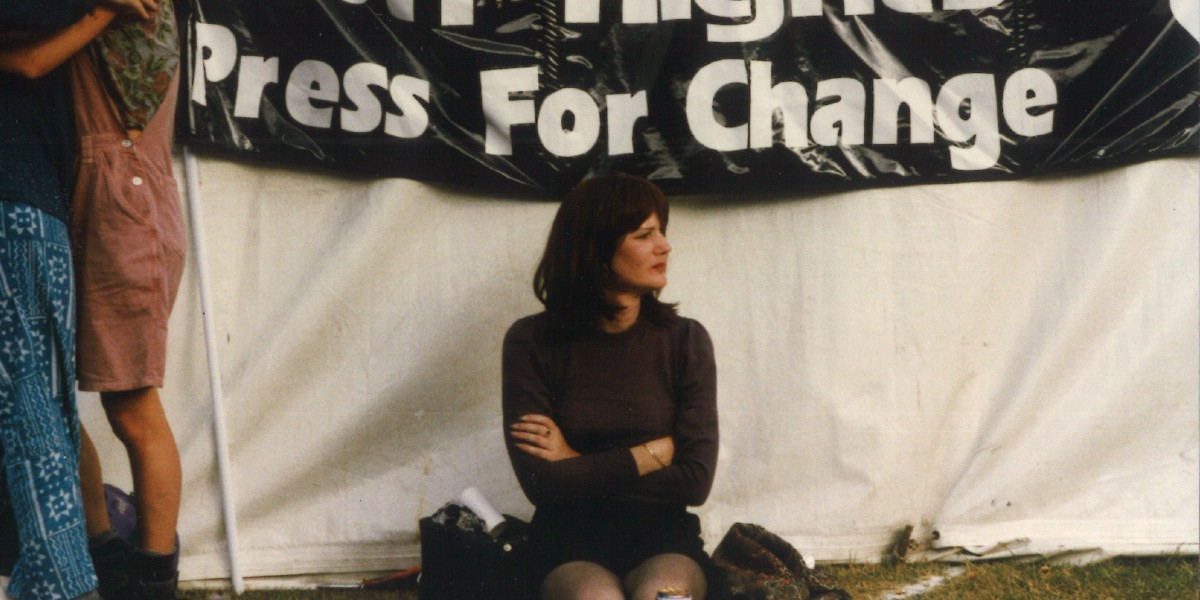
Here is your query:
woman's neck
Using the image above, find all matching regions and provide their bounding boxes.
[599,293,641,333]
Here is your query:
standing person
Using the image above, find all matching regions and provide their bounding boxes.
[503,173,719,600]
[67,2,186,598]
[0,1,154,599]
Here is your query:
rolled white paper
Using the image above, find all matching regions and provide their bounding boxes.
[459,486,506,536]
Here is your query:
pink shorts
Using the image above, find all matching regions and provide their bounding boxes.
[70,132,186,392]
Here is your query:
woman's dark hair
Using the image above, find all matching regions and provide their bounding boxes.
[534,173,678,330]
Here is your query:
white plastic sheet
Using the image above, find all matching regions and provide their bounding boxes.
[80,157,1199,581]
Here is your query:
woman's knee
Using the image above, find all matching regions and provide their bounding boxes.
[100,387,167,446]
[625,553,708,600]
[541,561,624,600]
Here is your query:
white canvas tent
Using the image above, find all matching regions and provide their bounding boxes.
[78,154,1199,584]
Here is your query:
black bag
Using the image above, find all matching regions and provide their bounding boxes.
[418,504,532,600]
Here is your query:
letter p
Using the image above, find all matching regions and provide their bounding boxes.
[192,23,238,106]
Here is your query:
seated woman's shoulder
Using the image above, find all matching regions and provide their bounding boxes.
[671,314,707,333]
[505,312,557,342]
[671,315,713,347]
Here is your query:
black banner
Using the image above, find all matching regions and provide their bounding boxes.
[177,0,1199,197]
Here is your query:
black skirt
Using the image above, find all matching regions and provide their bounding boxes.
[528,499,713,583]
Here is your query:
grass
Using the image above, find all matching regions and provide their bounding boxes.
[915,557,1198,599]
[177,556,1199,599]
[821,560,948,598]
[179,594,408,600]
[823,556,1199,599]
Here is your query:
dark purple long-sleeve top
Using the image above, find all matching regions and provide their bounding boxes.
[1,0,99,222]
[502,312,718,508]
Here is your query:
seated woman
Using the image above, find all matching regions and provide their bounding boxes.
[503,173,719,600]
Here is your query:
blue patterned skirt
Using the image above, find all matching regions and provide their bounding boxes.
[0,202,97,600]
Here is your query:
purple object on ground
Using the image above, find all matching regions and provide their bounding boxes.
[104,483,181,571]
[104,483,138,540]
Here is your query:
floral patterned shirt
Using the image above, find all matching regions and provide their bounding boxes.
[89,0,179,130]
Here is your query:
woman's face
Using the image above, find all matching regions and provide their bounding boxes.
[610,213,671,295]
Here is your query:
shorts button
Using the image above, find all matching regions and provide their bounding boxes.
[132,176,144,186]
[121,139,133,148]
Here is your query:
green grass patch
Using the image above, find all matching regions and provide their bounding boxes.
[178,591,411,600]
[822,555,1199,599]
[818,560,947,598]
[178,556,1198,599]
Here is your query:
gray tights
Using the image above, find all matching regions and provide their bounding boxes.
[540,553,707,600]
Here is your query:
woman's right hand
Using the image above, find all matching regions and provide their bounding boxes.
[633,436,675,475]
[510,414,581,462]
[102,0,158,20]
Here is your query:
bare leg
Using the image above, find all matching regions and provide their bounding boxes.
[79,426,113,538]
[541,561,625,600]
[100,387,180,554]
[624,554,708,600]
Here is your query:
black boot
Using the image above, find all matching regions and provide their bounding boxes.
[127,547,179,600]
[88,529,133,599]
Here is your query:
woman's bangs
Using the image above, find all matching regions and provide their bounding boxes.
[611,176,668,234]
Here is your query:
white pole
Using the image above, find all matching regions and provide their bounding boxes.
[182,148,245,593]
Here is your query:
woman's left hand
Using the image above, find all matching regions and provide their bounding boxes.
[510,414,580,462]
[103,0,158,20]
